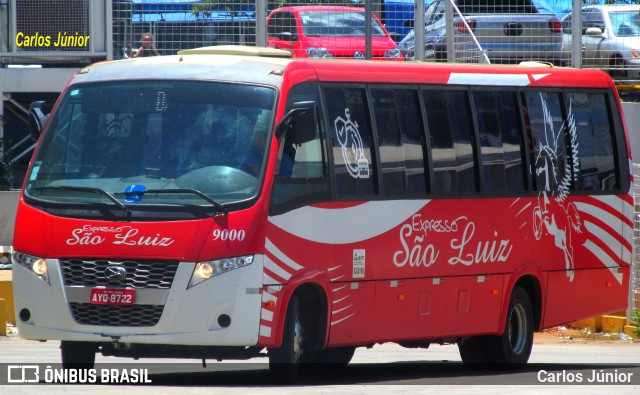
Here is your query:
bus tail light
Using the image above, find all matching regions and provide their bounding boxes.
[13,250,49,285]
[188,255,254,288]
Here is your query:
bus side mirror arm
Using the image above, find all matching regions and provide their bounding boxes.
[275,101,317,144]
[28,101,48,141]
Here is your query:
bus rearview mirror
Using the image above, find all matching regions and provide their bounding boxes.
[28,101,48,141]
[275,101,317,145]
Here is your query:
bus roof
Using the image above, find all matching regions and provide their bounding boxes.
[299,59,614,89]
[70,49,295,87]
[71,46,614,90]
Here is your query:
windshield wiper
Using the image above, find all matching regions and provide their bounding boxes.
[125,188,229,215]
[33,185,132,218]
[32,186,228,217]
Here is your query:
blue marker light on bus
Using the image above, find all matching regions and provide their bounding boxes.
[124,184,147,203]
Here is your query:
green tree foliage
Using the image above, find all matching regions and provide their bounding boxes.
[192,0,255,17]
[192,0,364,17]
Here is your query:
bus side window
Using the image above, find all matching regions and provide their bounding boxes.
[277,128,324,179]
[276,86,324,179]
[370,88,428,196]
[396,89,429,194]
[566,92,618,191]
[522,91,568,195]
[371,88,405,196]
[271,83,329,214]
[472,90,526,194]
[423,89,477,195]
[323,86,376,197]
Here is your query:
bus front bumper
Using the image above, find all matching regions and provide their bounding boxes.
[13,256,265,346]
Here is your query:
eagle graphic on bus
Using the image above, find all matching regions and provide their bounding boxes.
[532,95,583,282]
[334,108,369,179]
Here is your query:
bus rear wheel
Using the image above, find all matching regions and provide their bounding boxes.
[459,287,533,369]
[60,341,98,369]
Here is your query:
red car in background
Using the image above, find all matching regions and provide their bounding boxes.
[267,6,403,60]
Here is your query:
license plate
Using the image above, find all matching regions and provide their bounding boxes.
[90,288,135,306]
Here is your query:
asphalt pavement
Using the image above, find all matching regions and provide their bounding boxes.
[0,333,639,394]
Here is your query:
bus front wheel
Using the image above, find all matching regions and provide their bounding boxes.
[268,295,308,383]
[459,287,533,369]
[313,346,355,367]
[60,341,97,369]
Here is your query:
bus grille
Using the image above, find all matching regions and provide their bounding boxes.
[60,259,179,289]
[69,303,163,327]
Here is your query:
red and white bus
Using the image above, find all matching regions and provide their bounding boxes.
[13,46,633,381]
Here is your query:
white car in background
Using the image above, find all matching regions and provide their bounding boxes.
[561,4,640,77]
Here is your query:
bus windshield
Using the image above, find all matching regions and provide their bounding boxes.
[25,81,275,212]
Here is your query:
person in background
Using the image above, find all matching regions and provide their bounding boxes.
[133,33,158,57]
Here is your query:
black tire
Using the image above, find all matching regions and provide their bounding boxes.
[60,341,97,369]
[609,56,628,79]
[493,287,534,368]
[459,287,533,370]
[458,335,491,367]
[268,295,307,383]
[313,346,355,367]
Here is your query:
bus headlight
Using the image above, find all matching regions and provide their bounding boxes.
[13,250,49,284]
[188,255,254,288]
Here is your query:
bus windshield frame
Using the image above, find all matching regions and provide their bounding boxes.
[24,80,277,219]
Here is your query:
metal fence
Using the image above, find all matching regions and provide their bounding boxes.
[1,0,640,79]
[109,0,482,61]
[112,0,259,57]
[108,0,640,78]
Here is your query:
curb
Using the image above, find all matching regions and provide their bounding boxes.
[624,325,640,338]
[0,267,14,332]
[570,313,640,339]
[0,246,14,334]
